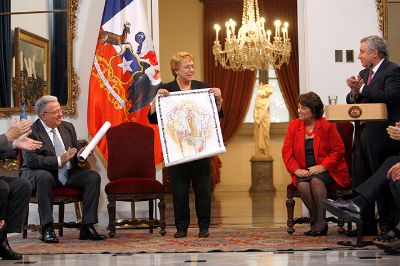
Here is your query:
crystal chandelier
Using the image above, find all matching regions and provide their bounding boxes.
[212,0,291,71]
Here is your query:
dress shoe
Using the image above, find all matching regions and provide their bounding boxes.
[374,227,400,242]
[374,238,400,251]
[41,227,59,243]
[174,230,187,238]
[304,229,313,236]
[0,239,22,260]
[199,228,209,238]
[309,225,328,236]
[322,199,362,223]
[79,224,106,240]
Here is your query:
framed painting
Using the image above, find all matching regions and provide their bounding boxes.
[156,89,226,167]
[14,27,50,106]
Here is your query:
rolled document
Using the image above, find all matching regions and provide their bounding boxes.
[78,121,111,161]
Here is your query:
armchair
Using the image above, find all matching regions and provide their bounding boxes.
[105,122,166,237]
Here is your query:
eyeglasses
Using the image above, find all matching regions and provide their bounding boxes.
[44,110,63,116]
[182,64,196,71]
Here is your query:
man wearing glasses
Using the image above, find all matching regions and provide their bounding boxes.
[21,95,106,243]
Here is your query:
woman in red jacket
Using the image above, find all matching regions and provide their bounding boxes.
[282,92,350,236]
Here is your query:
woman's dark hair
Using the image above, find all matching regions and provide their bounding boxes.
[298,92,324,119]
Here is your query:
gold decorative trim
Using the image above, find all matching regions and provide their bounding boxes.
[0,158,19,172]
[71,0,79,40]
[63,68,79,116]
[376,0,388,39]
[63,0,80,117]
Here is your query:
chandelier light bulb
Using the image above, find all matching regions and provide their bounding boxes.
[282,27,287,42]
[266,29,272,42]
[229,19,236,36]
[214,24,221,42]
[283,21,289,28]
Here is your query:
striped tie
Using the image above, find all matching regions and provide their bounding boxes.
[366,69,374,85]
[51,129,68,185]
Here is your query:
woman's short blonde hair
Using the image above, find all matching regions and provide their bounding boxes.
[170,52,194,78]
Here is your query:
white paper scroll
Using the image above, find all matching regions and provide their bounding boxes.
[156,89,225,167]
[78,121,111,161]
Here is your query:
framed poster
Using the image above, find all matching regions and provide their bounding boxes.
[14,27,50,106]
[156,89,226,167]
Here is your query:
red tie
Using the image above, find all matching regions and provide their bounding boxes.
[367,69,374,85]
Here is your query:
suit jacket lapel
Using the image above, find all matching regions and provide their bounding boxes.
[296,121,306,168]
[36,120,56,155]
[368,59,388,87]
[57,124,71,150]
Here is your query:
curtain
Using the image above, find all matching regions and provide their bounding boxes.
[50,0,68,105]
[203,1,257,187]
[0,0,11,107]
[261,0,299,119]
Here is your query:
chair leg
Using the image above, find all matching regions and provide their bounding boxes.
[337,217,345,234]
[74,201,82,224]
[286,194,295,234]
[347,221,352,232]
[59,203,65,237]
[149,200,154,234]
[23,205,29,239]
[158,198,167,236]
[336,192,346,234]
[107,199,116,238]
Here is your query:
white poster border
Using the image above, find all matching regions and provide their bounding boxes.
[156,89,225,167]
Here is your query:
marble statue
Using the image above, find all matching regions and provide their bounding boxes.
[253,82,273,156]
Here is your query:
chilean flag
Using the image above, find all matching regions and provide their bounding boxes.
[87,0,162,165]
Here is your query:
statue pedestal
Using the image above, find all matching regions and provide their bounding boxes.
[250,155,275,193]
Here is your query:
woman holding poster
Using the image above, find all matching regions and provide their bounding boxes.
[148,52,223,238]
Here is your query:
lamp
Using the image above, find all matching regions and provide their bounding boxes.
[212,0,291,71]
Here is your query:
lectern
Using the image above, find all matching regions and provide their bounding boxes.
[325,103,387,122]
[325,103,387,247]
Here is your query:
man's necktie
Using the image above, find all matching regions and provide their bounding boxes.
[51,129,68,185]
[367,69,374,85]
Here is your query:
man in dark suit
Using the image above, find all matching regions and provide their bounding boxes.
[346,36,400,235]
[1,120,42,260]
[21,95,106,243]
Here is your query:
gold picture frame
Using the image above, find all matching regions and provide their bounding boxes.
[14,27,50,108]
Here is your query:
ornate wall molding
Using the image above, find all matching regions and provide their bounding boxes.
[376,0,388,39]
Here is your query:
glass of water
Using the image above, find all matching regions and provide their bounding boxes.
[328,95,337,105]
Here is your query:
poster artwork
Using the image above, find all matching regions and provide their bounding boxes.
[156,89,226,167]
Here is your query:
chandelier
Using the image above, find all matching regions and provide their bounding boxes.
[212,0,291,71]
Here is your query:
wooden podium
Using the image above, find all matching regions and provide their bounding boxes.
[325,103,387,121]
[325,103,386,247]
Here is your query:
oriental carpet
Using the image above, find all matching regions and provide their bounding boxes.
[10,225,377,255]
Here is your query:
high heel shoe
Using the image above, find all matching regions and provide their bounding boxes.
[309,225,328,236]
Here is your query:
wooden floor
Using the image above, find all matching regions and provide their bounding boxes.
[164,190,303,229]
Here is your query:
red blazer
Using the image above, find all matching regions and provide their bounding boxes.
[281,118,350,188]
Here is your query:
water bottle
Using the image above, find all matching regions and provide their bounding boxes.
[20,101,28,121]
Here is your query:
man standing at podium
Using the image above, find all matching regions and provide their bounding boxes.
[346,35,400,236]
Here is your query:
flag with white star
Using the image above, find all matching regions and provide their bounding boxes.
[87,0,162,165]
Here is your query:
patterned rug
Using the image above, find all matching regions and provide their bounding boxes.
[10,225,377,255]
